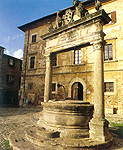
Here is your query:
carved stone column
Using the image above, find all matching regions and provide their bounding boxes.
[44,54,52,102]
[89,41,112,142]
[93,42,105,119]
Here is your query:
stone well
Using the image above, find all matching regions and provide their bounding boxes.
[38,100,94,139]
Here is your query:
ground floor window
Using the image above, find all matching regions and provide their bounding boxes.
[7,75,14,84]
[104,82,114,92]
[52,83,56,92]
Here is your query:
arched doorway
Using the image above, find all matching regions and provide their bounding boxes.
[71,82,83,100]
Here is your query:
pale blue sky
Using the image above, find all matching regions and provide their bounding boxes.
[0,0,74,58]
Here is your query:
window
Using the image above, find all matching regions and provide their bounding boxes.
[8,58,15,66]
[52,54,57,66]
[104,82,114,92]
[52,83,56,92]
[32,34,37,43]
[7,75,14,83]
[28,83,33,90]
[30,57,35,69]
[108,11,116,24]
[104,44,113,61]
[74,49,81,64]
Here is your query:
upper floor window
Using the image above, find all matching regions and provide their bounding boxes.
[74,49,81,64]
[30,56,35,69]
[108,11,116,24]
[104,82,114,92]
[32,34,37,43]
[8,58,15,66]
[7,75,14,84]
[52,54,57,66]
[104,44,113,61]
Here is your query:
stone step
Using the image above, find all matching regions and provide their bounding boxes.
[36,126,60,138]
[9,125,113,150]
[9,126,51,150]
[25,125,113,150]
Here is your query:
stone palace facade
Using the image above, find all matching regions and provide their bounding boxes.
[19,0,123,115]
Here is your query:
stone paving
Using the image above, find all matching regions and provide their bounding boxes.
[0,107,123,150]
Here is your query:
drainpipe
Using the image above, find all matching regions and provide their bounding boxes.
[23,30,30,98]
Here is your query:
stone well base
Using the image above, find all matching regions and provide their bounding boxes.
[38,100,94,139]
[25,125,113,150]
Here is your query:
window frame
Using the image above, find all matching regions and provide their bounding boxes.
[7,75,14,84]
[104,38,117,62]
[74,49,81,65]
[104,82,114,92]
[104,80,117,95]
[52,83,56,92]
[52,54,57,67]
[31,34,37,43]
[29,56,35,69]
[52,82,58,94]
[8,58,15,67]
[104,44,113,61]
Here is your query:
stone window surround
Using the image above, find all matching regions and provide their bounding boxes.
[7,75,14,83]
[104,38,117,62]
[52,81,58,94]
[8,58,15,67]
[29,55,37,69]
[31,33,37,43]
[104,79,117,95]
[52,54,57,66]
[74,49,81,65]
[104,44,113,61]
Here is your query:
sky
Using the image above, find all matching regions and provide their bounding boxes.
[0,0,75,59]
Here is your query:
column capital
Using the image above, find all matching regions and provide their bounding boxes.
[45,54,51,62]
[92,41,106,51]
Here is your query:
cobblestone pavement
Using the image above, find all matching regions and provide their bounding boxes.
[0,107,42,149]
[0,107,123,150]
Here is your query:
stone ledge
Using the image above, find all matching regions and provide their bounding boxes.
[9,125,113,150]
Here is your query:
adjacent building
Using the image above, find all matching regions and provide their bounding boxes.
[0,46,22,106]
[18,0,123,114]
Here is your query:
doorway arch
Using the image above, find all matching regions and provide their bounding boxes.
[68,77,86,101]
[72,82,83,100]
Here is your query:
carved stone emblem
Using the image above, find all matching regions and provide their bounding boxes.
[47,0,89,32]
[64,9,74,24]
